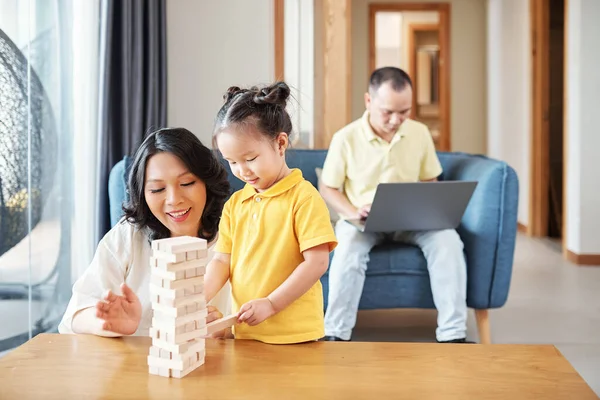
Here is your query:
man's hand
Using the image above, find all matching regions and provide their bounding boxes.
[95,283,142,335]
[237,298,277,326]
[357,204,372,220]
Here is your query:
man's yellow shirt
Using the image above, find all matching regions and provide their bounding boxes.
[321,111,443,219]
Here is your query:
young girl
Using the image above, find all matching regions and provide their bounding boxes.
[58,127,232,337]
[204,82,338,344]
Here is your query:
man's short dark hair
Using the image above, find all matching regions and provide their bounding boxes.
[369,67,413,94]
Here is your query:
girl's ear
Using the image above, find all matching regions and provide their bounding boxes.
[277,132,289,156]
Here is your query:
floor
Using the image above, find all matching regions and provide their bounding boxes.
[352,233,600,395]
[1,233,598,394]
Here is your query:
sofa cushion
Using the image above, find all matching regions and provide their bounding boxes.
[325,242,428,277]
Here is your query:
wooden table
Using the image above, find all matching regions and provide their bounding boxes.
[0,333,596,399]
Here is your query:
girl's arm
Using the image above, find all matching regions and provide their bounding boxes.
[268,244,329,311]
[204,252,231,303]
[237,243,330,325]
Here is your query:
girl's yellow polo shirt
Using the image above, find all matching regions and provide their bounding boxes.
[215,169,337,344]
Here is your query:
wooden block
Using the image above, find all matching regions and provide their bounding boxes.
[151,237,176,251]
[165,327,208,344]
[184,268,196,279]
[185,322,195,333]
[195,318,206,329]
[160,348,171,359]
[182,249,209,262]
[150,293,159,303]
[158,368,171,378]
[206,315,237,336]
[162,275,204,291]
[186,303,198,314]
[153,328,204,346]
[151,302,188,317]
[195,266,206,276]
[170,351,206,379]
[151,319,186,337]
[149,327,161,340]
[155,293,205,308]
[184,287,194,296]
[152,337,205,355]
[148,355,187,371]
[152,294,206,311]
[160,324,186,337]
[150,275,164,288]
[167,343,205,363]
[149,283,185,299]
[149,366,160,375]
[194,284,204,294]
[151,257,206,272]
[151,236,206,252]
[153,236,207,254]
[153,308,208,328]
[153,250,186,263]
[151,266,186,281]
[149,346,161,357]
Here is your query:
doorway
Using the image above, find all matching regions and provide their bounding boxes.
[368,3,451,151]
[530,0,565,242]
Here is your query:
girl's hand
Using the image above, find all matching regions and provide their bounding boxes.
[206,305,229,339]
[95,283,142,335]
[237,298,276,326]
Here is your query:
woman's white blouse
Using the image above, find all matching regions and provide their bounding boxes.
[58,220,231,336]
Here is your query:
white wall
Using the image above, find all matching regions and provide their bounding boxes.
[486,0,531,226]
[565,0,600,254]
[166,0,274,145]
[352,0,487,154]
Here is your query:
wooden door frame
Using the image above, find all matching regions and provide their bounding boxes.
[368,3,451,152]
[407,23,443,147]
[529,0,550,238]
[274,0,284,80]
[529,0,567,253]
[407,23,439,83]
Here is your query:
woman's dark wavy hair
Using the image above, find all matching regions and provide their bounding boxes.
[122,127,230,242]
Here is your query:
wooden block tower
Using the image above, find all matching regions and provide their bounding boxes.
[147,236,209,378]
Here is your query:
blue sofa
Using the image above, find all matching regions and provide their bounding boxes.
[109,149,519,342]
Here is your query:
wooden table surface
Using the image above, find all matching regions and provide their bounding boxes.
[0,333,596,399]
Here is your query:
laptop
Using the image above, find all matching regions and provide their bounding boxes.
[345,181,478,233]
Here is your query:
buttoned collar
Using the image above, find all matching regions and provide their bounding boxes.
[360,110,407,144]
[239,168,304,202]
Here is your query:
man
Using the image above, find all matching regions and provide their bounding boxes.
[319,67,469,343]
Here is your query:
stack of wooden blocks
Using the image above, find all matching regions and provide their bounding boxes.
[147,236,209,378]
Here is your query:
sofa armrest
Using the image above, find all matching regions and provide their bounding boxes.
[108,156,130,228]
[439,153,519,309]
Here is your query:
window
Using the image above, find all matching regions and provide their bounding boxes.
[0,0,99,353]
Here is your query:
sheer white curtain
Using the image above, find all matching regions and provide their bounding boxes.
[0,0,100,351]
[72,0,100,278]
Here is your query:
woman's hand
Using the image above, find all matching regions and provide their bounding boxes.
[237,298,276,326]
[95,283,142,335]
